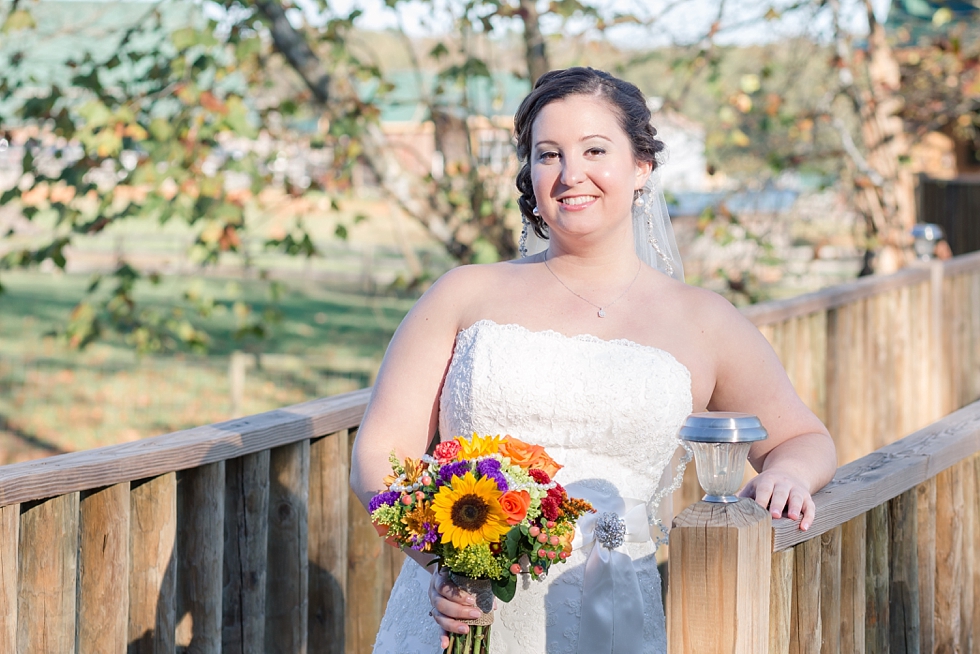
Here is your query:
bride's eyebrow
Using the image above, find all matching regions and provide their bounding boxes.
[534,134,613,149]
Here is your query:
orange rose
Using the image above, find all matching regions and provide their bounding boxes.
[499,436,563,477]
[498,490,531,525]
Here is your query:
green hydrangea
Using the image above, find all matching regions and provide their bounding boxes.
[443,543,505,580]
[371,504,407,538]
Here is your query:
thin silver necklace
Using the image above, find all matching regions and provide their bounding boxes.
[543,253,641,318]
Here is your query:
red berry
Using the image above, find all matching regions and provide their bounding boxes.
[400,494,413,505]
[547,551,557,560]
[537,533,547,543]
[528,526,540,537]
[547,521,556,528]
[533,565,544,575]
[510,563,522,574]
[538,548,546,557]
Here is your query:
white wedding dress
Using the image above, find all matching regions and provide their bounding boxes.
[371,319,693,654]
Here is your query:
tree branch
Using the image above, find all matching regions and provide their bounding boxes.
[250,0,331,104]
[519,0,550,84]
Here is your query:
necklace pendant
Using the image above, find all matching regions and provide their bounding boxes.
[597,308,606,318]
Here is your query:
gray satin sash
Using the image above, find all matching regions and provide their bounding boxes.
[567,490,651,654]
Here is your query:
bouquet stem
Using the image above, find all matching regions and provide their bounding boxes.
[445,624,491,654]
[444,573,494,654]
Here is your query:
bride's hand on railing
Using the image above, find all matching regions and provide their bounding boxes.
[738,469,815,531]
[428,567,481,648]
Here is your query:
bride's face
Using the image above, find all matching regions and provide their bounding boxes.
[530,94,652,242]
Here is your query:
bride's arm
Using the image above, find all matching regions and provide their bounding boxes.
[697,291,837,531]
[349,267,468,513]
[348,266,485,645]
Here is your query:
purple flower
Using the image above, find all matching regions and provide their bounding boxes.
[438,460,471,485]
[475,459,507,491]
[411,522,440,551]
[487,472,509,492]
[476,459,501,476]
[369,491,400,513]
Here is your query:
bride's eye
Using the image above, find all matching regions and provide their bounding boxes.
[586,147,606,156]
[537,150,559,162]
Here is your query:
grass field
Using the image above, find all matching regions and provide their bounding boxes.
[0,269,419,463]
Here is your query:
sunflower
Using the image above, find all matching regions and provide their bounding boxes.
[432,472,511,549]
[456,433,504,459]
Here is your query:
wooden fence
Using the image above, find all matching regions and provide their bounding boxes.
[0,252,976,652]
[668,398,980,653]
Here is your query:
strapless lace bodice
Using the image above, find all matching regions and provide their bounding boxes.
[440,320,692,503]
[372,319,693,654]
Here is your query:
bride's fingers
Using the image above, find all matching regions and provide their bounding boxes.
[768,484,790,519]
[430,604,479,636]
[785,488,806,521]
[799,494,815,531]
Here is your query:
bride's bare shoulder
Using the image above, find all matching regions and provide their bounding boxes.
[427,260,529,297]
[416,260,527,315]
[663,279,749,330]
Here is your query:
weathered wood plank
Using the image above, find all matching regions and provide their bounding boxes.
[78,483,130,654]
[668,500,771,654]
[265,441,309,654]
[973,455,980,650]
[934,462,963,654]
[223,451,269,654]
[888,489,919,654]
[741,266,930,326]
[790,537,821,654]
[840,515,866,654]
[176,462,225,653]
[959,457,976,653]
[773,399,980,551]
[129,473,177,653]
[309,430,348,654]
[347,428,389,654]
[865,503,888,654]
[17,492,79,654]
[0,388,370,508]
[819,526,842,654]
[941,249,980,276]
[824,306,845,464]
[0,503,18,652]
[915,478,936,654]
[770,548,795,654]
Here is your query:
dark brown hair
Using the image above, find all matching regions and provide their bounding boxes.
[514,67,666,238]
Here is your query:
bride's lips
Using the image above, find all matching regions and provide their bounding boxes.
[557,195,598,211]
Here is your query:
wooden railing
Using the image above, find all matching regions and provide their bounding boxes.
[0,252,976,652]
[668,398,980,653]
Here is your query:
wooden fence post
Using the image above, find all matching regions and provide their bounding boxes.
[668,499,772,653]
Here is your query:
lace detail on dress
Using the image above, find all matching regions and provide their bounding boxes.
[372,319,693,654]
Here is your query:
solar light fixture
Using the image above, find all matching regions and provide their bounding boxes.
[911,223,945,260]
[679,412,768,503]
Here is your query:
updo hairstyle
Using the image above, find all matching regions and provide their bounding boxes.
[514,67,666,238]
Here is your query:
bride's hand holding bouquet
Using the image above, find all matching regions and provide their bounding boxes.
[368,433,593,654]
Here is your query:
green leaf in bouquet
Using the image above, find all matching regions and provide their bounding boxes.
[504,526,522,560]
[490,574,516,603]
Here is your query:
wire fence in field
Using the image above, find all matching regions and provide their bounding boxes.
[0,351,380,464]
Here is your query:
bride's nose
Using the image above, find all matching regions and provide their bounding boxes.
[560,157,585,186]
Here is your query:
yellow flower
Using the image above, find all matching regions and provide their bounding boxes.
[456,433,504,459]
[432,472,511,549]
[402,502,437,551]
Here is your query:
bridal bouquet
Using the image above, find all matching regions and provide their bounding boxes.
[369,433,593,654]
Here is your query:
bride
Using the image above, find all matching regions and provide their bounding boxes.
[350,67,837,653]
